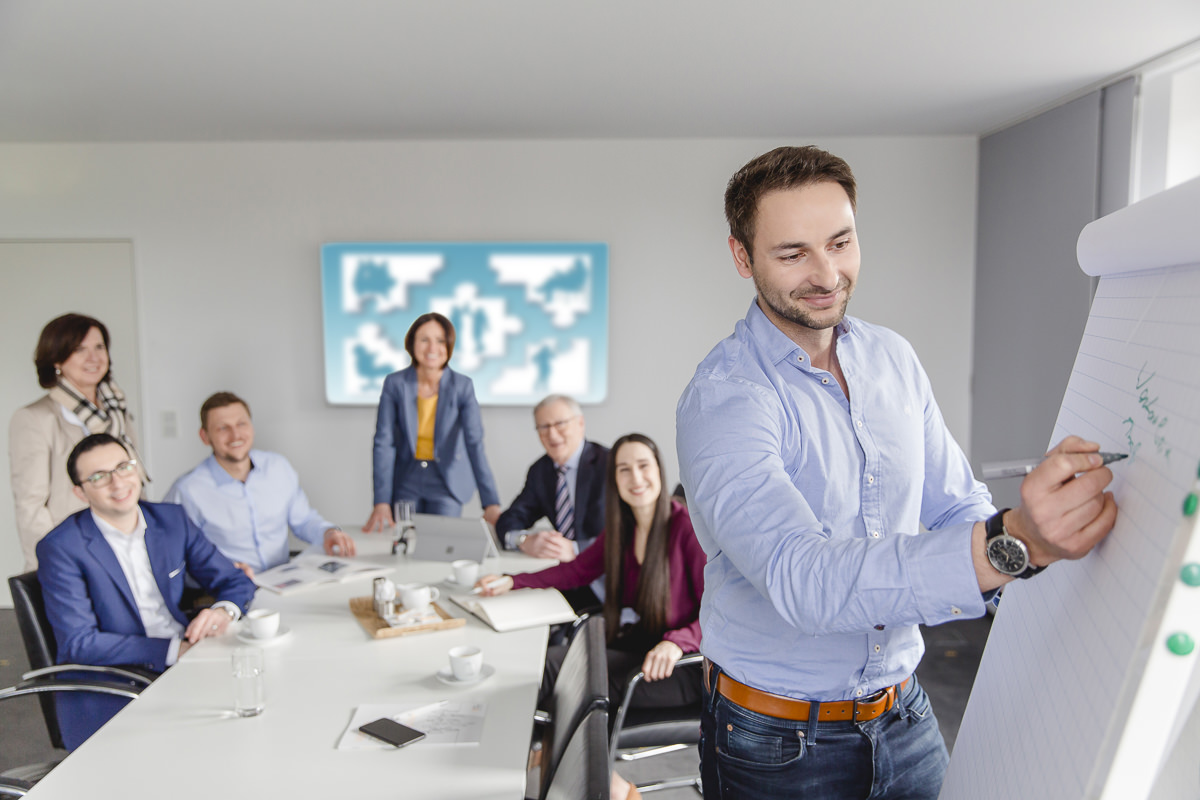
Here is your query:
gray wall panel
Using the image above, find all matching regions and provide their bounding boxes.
[1100,77,1137,217]
[971,93,1101,511]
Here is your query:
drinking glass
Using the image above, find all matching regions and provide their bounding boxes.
[394,500,417,556]
[232,647,265,717]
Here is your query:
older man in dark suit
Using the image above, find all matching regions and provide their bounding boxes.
[496,395,608,609]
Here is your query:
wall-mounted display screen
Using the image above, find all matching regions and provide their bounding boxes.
[321,242,608,406]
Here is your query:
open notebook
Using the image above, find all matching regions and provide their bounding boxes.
[450,588,577,632]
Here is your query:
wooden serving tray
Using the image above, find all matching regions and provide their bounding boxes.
[349,596,466,639]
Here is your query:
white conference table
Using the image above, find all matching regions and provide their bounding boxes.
[27,531,553,799]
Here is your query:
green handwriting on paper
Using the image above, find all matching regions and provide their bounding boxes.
[1125,362,1171,461]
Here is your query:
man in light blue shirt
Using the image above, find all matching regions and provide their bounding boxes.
[676,146,1118,800]
[164,392,355,573]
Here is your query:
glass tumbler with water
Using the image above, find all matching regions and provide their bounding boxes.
[232,647,265,717]
[394,500,416,555]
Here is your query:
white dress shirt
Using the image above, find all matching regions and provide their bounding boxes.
[92,508,186,665]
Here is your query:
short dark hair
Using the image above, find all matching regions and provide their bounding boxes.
[404,313,456,368]
[200,392,251,429]
[724,146,858,256]
[34,313,112,389]
[67,433,129,486]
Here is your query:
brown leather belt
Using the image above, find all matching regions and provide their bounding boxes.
[705,659,909,723]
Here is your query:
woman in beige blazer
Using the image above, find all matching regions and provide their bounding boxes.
[8,313,143,571]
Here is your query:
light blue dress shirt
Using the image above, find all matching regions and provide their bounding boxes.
[164,450,335,572]
[677,301,995,702]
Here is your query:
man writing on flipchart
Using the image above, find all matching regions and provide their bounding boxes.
[676,145,1119,800]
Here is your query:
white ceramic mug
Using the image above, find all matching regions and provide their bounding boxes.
[246,608,281,639]
[398,582,440,612]
[448,645,483,681]
[451,559,479,587]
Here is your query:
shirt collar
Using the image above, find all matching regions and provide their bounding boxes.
[203,452,256,486]
[91,505,147,540]
[564,440,584,471]
[743,298,856,369]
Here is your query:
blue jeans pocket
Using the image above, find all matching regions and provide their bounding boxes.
[716,704,806,769]
[900,680,933,722]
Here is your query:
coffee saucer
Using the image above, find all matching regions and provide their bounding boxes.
[235,624,292,646]
[443,575,473,589]
[435,663,495,686]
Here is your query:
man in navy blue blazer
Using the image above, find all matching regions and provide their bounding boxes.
[495,395,608,608]
[36,433,256,750]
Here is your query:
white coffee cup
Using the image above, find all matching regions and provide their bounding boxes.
[451,559,479,587]
[398,583,440,612]
[448,645,483,681]
[246,608,280,640]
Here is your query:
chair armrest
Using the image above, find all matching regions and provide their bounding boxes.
[566,612,594,639]
[22,664,155,687]
[609,651,705,754]
[0,775,37,797]
[1,675,144,703]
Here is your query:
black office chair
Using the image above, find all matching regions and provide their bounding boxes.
[609,652,705,795]
[1,573,152,796]
[544,707,610,800]
[537,614,609,800]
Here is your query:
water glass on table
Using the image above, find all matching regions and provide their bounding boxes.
[232,647,265,717]
[394,500,416,555]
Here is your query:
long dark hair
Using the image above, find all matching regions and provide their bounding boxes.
[603,433,672,642]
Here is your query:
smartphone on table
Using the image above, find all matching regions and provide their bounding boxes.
[358,717,426,748]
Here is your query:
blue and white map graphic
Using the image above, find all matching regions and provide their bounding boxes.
[320,242,609,406]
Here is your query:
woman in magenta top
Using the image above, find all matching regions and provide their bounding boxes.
[479,432,705,709]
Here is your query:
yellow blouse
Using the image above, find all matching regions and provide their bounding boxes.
[415,394,438,459]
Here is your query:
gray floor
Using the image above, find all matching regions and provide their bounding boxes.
[0,609,58,775]
[0,611,992,795]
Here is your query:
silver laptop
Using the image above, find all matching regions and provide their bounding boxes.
[407,513,500,563]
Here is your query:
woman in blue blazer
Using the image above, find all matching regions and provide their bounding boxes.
[364,313,501,531]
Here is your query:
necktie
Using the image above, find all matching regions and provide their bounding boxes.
[555,465,575,540]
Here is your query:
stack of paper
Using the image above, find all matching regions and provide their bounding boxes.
[254,554,393,595]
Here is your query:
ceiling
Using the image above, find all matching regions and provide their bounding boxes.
[2,1,1200,142]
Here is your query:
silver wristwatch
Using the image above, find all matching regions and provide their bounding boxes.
[985,509,1043,579]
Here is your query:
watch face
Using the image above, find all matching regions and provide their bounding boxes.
[987,537,1029,576]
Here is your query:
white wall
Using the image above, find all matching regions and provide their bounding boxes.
[0,137,978,574]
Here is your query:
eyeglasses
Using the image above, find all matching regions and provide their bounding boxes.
[82,460,138,487]
[535,417,578,435]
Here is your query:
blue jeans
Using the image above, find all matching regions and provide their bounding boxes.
[700,669,949,800]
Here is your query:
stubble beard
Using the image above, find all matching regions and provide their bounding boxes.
[755,275,854,332]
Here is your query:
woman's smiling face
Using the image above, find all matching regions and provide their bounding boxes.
[614,441,661,513]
